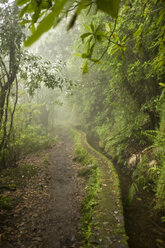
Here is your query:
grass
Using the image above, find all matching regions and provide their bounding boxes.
[42,154,50,166]
[71,128,101,247]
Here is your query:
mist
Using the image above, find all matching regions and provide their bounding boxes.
[0,1,165,247]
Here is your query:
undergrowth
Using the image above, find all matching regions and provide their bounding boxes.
[0,164,37,188]
[71,128,101,247]
[0,164,37,210]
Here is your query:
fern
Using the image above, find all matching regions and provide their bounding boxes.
[127,182,138,206]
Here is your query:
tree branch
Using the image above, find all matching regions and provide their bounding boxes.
[7,76,18,140]
[96,19,117,62]
[0,55,9,81]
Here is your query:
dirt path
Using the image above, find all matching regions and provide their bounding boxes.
[0,129,85,248]
[41,130,84,248]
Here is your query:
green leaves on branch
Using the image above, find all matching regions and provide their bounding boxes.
[76,20,124,72]
[23,0,69,46]
[20,52,71,95]
[17,0,121,46]
[96,0,120,18]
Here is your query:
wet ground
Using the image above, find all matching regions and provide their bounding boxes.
[41,130,84,248]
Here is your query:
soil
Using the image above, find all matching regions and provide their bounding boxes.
[88,138,165,248]
[0,129,85,248]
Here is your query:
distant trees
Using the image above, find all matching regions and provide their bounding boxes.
[0,3,24,158]
[0,1,70,168]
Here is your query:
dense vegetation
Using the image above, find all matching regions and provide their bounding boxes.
[68,0,165,210]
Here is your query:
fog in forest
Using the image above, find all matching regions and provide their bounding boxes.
[0,1,165,248]
[28,20,83,127]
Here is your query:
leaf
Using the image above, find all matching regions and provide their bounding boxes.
[19,2,35,18]
[24,0,69,46]
[30,23,36,34]
[17,0,30,6]
[133,24,143,38]
[159,83,165,88]
[122,35,127,42]
[67,13,77,30]
[96,0,121,18]
[32,7,41,23]
[74,53,82,57]
[111,46,120,55]
[41,0,52,9]
[90,58,99,63]
[127,182,138,205]
[68,0,90,30]
[105,23,110,32]
[83,23,92,32]
[89,41,96,56]
[83,61,89,74]
[113,33,119,41]
[90,22,95,32]
[95,30,105,42]
[80,32,92,42]
[82,53,88,58]
[157,9,165,25]
[19,20,31,26]
[95,30,105,36]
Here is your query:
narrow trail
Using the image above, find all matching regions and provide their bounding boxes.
[0,129,85,248]
[41,129,84,248]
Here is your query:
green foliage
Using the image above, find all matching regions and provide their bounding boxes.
[71,129,101,246]
[0,196,17,210]
[155,162,165,209]
[16,124,53,155]
[17,0,121,46]
[20,52,68,95]
[127,182,138,206]
[78,164,97,178]
[0,2,68,168]
[68,0,165,210]
[132,156,151,187]
[96,0,120,18]
[42,154,51,166]
[81,167,100,247]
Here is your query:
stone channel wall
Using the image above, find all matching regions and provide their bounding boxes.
[72,128,128,248]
